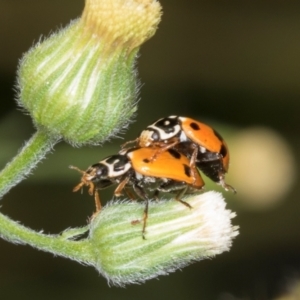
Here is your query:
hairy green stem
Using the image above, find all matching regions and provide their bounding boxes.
[0,129,59,199]
[0,212,93,264]
[0,129,95,263]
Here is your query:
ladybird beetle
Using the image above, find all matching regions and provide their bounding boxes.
[124,116,235,193]
[70,147,204,237]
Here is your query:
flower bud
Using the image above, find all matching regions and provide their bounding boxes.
[89,191,239,286]
[17,0,162,145]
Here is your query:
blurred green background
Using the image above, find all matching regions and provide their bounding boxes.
[1,1,300,299]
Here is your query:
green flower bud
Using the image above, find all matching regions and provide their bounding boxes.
[89,191,239,286]
[17,0,162,145]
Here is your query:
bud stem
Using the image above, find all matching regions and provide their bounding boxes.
[0,211,93,264]
[0,129,59,199]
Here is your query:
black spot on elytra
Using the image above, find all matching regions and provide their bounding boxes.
[220,144,227,157]
[190,122,200,130]
[143,158,150,163]
[213,129,224,141]
[183,164,192,177]
[168,149,181,159]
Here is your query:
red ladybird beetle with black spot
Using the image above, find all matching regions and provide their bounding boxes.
[123,116,235,193]
[70,147,204,237]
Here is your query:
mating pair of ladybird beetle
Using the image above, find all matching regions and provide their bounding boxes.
[71,116,235,237]
[131,115,236,192]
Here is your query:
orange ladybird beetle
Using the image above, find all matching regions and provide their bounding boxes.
[123,115,235,193]
[70,147,204,237]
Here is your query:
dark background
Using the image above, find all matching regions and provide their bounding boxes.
[1,1,300,299]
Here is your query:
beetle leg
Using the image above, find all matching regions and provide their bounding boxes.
[153,190,160,201]
[175,187,192,209]
[87,181,94,196]
[140,198,149,240]
[189,146,199,184]
[114,176,130,197]
[131,184,150,239]
[70,165,90,192]
[149,138,179,161]
[124,187,136,200]
[89,190,102,221]
[72,181,85,193]
[93,189,102,212]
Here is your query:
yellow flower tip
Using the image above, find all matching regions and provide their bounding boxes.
[82,0,162,51]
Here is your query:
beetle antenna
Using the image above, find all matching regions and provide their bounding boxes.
[69,165,86,175]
